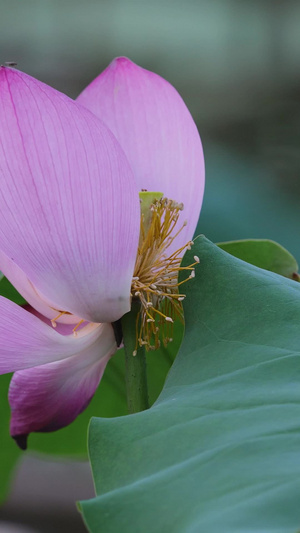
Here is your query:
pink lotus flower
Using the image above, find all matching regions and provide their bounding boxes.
[0,57,204,448]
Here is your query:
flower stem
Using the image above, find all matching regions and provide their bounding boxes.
[121,300,149,414]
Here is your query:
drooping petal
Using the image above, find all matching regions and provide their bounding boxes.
[0,66,140,323]
[77,57,205,250]
[9,322,116,449]
[0,296,115,374]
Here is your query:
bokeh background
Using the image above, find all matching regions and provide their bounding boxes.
[0,1,300,531]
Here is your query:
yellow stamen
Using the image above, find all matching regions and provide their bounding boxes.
[131,193,199,353]
[49,309,88,337]
[51,311,67,328]
[72,319,85,337]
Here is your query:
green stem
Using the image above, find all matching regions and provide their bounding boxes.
[121,300,149,414]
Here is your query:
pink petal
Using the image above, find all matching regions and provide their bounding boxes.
[0,251,80,324]
[0,66,140,323]
[9,322,116,449]
[77,57,205,250]
[0,295,115,374]
[24,305,86,335]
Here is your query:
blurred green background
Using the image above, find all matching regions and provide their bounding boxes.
[0,1,299,532]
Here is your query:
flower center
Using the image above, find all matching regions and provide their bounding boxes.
[131,192,199,355]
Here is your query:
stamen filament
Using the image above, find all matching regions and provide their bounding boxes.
[51,311,67,328]
[131,193,199,351]
[73,319,85,336]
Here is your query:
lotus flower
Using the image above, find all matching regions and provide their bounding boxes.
[0,57,204,449]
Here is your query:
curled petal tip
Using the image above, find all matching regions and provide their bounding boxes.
[104,56,148,80]
[111,56,132,67]
[12,433,28,451]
